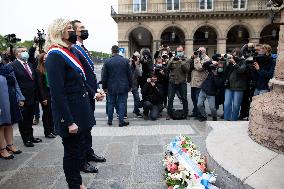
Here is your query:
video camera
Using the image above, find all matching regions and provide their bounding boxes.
[4,34,21,45]
[34,29,46,52]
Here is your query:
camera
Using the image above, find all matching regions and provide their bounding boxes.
[194,50,201,57]
[34,29,46,52]
[4,34,21,44]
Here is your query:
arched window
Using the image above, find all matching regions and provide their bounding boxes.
[133,0,147,12]
[199,0,213,10]
[166,0,180,11]
[233,0,247,10]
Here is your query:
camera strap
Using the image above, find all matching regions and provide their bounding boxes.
[48,46,86,80]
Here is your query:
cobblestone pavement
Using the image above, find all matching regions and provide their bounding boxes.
[0,65,220,189]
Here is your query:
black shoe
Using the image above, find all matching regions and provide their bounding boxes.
[87,153,106,162]
[33,117,39,125]
[213,117,217,121]
[80,162,98,173]
[0,148,14,160]
[107,122,112,126]
[45,134,56,139]
[199,117,207,122]
[6,145,22,154]
[31,138,42,143]
[119,121,129,127]
[24,141,34,147]
[135,112,143,118]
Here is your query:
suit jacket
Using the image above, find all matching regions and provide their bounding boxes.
[71,46,98,111]
[102,54,132,95]
[45,49,95,138]
[10,60,37,106]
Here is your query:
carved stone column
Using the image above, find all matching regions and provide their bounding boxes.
[248,10,284,153]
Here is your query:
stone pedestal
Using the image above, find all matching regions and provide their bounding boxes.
[248,10,284,153]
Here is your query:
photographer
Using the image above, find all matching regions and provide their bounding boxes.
[197,60,224,121]
[130,51,143,118]
[190,47,210,118]
[154,57,169,108]
[166,45,190,119]
[223,48,249,121]
[138,49,153,88]
[141,74,163,120]
[251,44,275,96]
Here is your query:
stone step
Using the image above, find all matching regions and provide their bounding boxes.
[205,121,284,189]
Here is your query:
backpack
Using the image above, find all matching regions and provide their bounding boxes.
[171,109,187,120]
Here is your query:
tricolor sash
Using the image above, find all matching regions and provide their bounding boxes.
[48,47,86,80]
[72,44,95,75]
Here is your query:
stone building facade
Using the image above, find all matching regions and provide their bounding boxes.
[111,0,280,57]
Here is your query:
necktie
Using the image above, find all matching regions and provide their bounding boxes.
[23,62,33,80]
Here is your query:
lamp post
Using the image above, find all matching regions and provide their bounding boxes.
[248,1,284,153]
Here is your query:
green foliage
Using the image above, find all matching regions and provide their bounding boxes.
[0,34,34,53]
[89,51,111,59]
[18,40,34,49]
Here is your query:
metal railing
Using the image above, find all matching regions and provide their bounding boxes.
[111,0,272,15]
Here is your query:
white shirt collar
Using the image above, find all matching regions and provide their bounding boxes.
[76,41,83,46]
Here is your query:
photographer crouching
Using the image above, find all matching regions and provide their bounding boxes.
[141,74,163,120]
[251,44,276,96]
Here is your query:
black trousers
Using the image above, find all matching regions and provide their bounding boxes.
[62,133,84,189]
[18,104,35,142]
[40,97,54,136]
[81,128,94,163]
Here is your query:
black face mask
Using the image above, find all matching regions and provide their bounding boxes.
[67,31,77,44]
[80,30,89,40]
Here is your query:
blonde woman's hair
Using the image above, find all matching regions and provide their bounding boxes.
[44,18,71,52]
[262,44,272,54]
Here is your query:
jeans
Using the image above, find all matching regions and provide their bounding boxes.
[107,93,128,124]
[254,89,269,96]
[191,87,201,116]
[62,133,83,189]
[143,101,160,120]
[167,83,188,116]
[132,88,141,114]
[197,90,217,118]
[224,89,244,121]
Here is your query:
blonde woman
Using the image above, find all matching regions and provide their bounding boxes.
[45,18,95,189]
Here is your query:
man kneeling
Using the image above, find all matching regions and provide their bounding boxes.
[141,74,163,120]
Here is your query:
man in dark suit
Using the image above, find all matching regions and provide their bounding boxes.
[11,46,42,147]
[102,45,132,127]
[71,20,106,173]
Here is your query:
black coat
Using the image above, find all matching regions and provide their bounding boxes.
[45,49,95,138]
[141,82,163,105]
[201,61,226,96]
[71,47,98,111]
[35,70,50,102]
[10,60,37,106]
[102,54,132,95]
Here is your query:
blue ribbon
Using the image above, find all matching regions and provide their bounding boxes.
[169,137,212,189]
[72,44,95,75]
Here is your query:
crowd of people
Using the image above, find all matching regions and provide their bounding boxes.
[0,17,277,189]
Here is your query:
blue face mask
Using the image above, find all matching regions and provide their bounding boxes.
[217,68,224,73]
[176,51,184,57]
[20,51,29,62]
